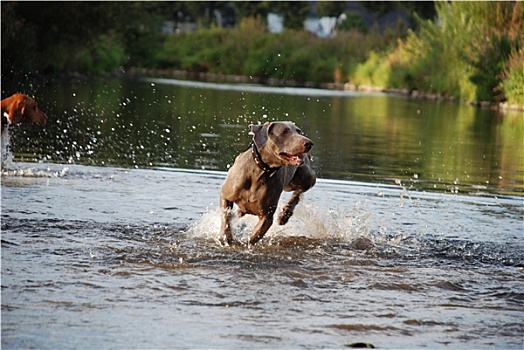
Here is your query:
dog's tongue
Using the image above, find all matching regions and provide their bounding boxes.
[280,152,306,166]
[291,153,305,166]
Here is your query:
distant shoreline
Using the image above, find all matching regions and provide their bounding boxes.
[127,67,524,113]
[12,67,521,113]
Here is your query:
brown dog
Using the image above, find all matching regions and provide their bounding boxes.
[220,121,316,246]
[1,93,48,133]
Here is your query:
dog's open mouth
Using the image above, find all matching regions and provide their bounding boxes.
[280,152,306,166]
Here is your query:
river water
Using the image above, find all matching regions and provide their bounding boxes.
[1,76,523,349]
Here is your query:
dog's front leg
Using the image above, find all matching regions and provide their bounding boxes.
[220,197,234,246]
[278,190,303,225]
[249,213,274,246]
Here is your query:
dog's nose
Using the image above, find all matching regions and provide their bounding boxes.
[304,139,313,151]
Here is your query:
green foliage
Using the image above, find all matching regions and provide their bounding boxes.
[1,1,163,74]
[501,48,524,106]
[337,11,368,33]
[353,1,523,104]
[359,1,436,21]
[4,0,520,108]
[271,1,310,30]
[1,2,38,73]
[76,35,126,75]
[1,1,125,73]
[351,51,387,87]
[155,17,386,84]
[316,1,347,17]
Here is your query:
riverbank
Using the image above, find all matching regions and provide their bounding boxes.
[4,3,521,110]
[128,67,524,113]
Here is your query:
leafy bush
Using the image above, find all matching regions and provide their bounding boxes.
[501,48,524,106]
[352,1,523,104]
[337,11,368,33]
[154,17,388,85]
[351,51,389,87]
[76,35,126,74]
[350,2,524,101]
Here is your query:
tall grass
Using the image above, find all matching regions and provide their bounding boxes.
[352,1,523,105]
[501,48,524,106]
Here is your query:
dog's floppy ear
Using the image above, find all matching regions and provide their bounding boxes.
[9,96,27,125]
[249,122,272,148]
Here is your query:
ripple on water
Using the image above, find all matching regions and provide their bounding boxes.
[2,164,523,349]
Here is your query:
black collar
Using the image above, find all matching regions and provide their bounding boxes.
[251,142,280,176]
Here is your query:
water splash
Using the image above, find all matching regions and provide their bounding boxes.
[1,164,69,178]
[1,128,14,170]
[187,200,373,247]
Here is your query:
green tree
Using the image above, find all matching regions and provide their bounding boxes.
[316,1,347,17]
[2,1,120,73]
[269,1,310,30]
[1,1,169,74]
[232,1,268,19]
[113,2,166,68]
[337,11,368,33]
[359,1,435,20]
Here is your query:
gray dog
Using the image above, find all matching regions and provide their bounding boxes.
[220,121,316,246]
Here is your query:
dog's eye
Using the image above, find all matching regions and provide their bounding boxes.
[282,128,289,135]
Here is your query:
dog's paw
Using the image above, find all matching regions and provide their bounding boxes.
[219,236,243,248]
[218,235,231,246]
[278,210,292,225]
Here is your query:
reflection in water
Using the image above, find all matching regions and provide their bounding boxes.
[2,75,523,349]
[1,164,523,349]
[3,75,522,195]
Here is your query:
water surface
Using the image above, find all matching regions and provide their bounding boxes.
[1,76,523,349]
[2,163,523,349]
[3,75,523,195]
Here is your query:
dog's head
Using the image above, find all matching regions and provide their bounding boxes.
[8,93,48,127]
[249,121,313,167]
